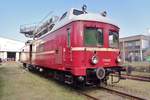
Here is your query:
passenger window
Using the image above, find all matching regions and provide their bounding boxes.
[60,12,67,21]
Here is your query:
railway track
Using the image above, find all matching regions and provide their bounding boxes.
[78,87,145,100]
[128,74,150,79]
[121,74,150,82]
[101,87,145,100]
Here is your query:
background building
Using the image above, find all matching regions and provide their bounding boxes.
[120,35,150,62]
[0,37,24,61]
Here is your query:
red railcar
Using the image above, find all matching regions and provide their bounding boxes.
[20,8,125,87]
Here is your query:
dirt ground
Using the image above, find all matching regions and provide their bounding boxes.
[0,62,85,100]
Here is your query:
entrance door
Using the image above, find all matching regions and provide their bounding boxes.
[29,44,32,64]
[55,47,63,64]
[7,52,16,61]
[65,28,72,67]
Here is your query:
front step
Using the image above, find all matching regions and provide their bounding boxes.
[64,75,73,84]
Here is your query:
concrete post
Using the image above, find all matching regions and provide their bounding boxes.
[140,39,143,61]
[123,41,125,62]
[16,52,19,61]
[4,52,7,61]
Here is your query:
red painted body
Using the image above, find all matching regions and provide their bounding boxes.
[20,21,120,76]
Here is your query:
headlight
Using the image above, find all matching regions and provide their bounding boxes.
[117,56,121,63]
[91,56,99,64]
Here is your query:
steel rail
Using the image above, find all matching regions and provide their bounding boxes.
[121,73,150,79]
[126,74,150,79]
[113,74,150,82]
[78,91,99,100]
[121,75,150,82]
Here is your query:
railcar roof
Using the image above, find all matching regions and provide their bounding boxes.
[39,8,118,38]
[52,8,118,30]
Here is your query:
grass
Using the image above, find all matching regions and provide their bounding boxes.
[0,62,86,100]
[122,61,150,72]
[123,61,150,68]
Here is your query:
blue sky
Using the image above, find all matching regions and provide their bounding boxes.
[0,0,150,42]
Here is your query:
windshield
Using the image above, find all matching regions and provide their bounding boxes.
[73,9,84,15]
[109,31,119,48]
[84,27,103,46]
